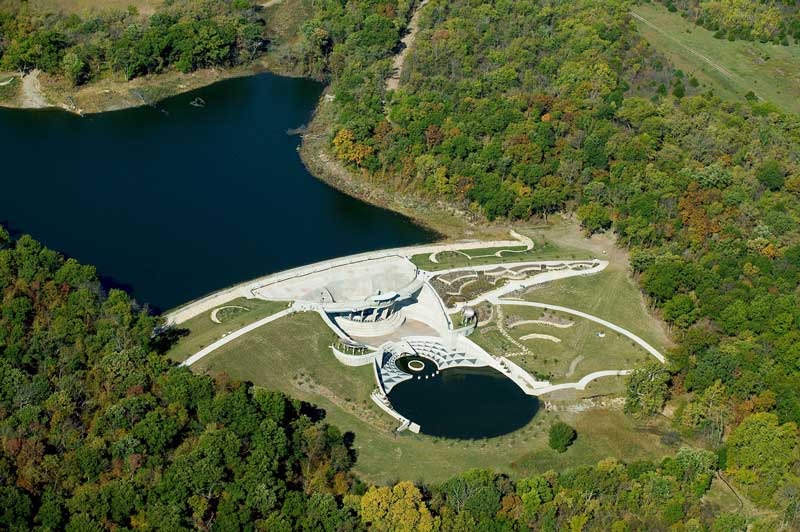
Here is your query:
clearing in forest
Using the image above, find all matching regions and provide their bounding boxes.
[632,3,800,114]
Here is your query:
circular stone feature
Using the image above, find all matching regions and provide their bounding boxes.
[407,359,425,372]
[395,355,437,377]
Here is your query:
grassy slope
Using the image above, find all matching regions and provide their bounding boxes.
[168,220,675,483]
[168,298,290,362]
[182,312,675,484]
[471,305,653,383]
[632,2,800,114]
[522,266,671,354]
[23,0,161,14]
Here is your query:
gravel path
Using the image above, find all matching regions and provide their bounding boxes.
[20,70,47,108]
[566,355,585,377]
[386,0,430,91]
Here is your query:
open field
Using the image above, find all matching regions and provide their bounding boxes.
[632,2,800,114]
[471,305,653,383]
[182,311,675,484]
[167,297,289,363]
[521,267,671,354]
[165,218,676,483]
[1,0,161,15]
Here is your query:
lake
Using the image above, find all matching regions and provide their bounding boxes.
[389,366,540,439]
[0,73,436,311]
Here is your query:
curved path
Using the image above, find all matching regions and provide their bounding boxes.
[519,333,561,343]
[489,298,665,363]
[210,305,249,324]
[165,231,532,325]
[566,355,585,377]
[508,319,573,329]
[532,370,632,395]
[451,260,608,310]
[180,308,294,367]
[428,230,534,264]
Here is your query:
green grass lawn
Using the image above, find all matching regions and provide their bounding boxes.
[6,0,163,15]
[632,2,800,114]
[185,311,675,484]
[522,267,671,354]
[167,297,290,363]
[471,305,653,383]
[167,218,674,484]
[411,236,593,271]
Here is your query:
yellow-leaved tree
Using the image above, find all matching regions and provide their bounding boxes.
[360,481,438,532]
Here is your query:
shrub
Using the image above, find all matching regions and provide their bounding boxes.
[756,160,785,191]
[548,422,576,453]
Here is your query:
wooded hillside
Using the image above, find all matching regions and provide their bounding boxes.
[0,228,779,532]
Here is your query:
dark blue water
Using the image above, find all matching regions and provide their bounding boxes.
[0,73,436,311]
[389,367,540,439]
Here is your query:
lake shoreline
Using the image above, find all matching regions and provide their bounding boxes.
[0,61,508,242]
[297,89,511,242]
[0,73,440,310]
[0,56,308,116]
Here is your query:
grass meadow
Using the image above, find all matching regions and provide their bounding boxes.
[632,2,800,114]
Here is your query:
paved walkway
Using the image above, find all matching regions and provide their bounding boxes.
[428,230,533,264]
[530,370,632,395]
[165,231,531,325]
[489,298,665,363]
[450,260,609,311]
[180,308,294,367]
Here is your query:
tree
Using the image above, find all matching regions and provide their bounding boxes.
[576,202,611,234]
[440,469,502,517]
[548,422,576,453]
[62,51,86,86]
[625,363,670,417]
[756,160,785,190]
[680,380,732,445]
[663,294,697,329]
[360,481,437,532]
[726,413,799,505]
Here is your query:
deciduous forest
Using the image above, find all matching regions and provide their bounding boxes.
[2,0,800,530]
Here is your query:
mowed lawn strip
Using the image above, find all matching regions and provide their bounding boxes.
[190,312,674,484]
[632,3,800,114]
[167,297,290,363]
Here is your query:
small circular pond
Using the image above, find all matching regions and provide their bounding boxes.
[388,366,539,439]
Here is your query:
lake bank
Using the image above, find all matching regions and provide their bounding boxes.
[0,55,299,115]
[1,62,499,242]
[297,88,510,241]
[0,73,438,311]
